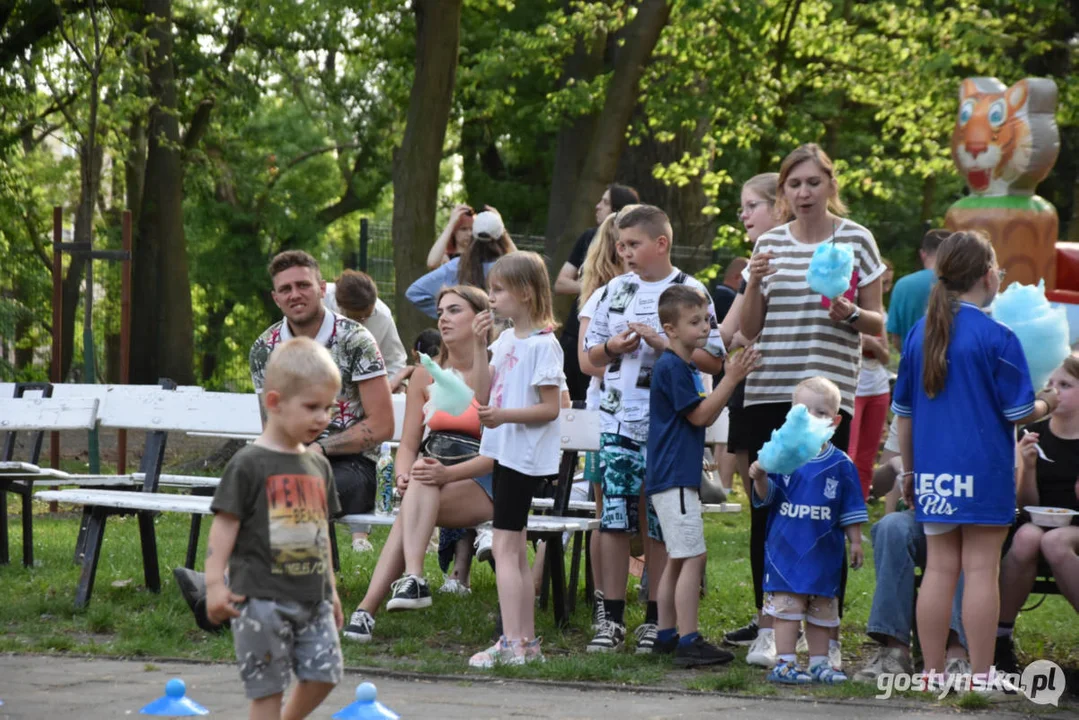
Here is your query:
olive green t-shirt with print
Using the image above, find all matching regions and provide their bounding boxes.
[211,444,341,604]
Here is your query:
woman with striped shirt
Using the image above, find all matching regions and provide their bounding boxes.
[734,143,885,668]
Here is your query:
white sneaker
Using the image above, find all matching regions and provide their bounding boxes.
[853,646,913,683]
[352,537,374,553]
[474,528,493,563]
[829,640,843,670]
[438,578,471,596]
[746,630,777,667]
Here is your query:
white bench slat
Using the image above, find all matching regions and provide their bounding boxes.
[99,390,262,433]
[558,408,600,452]
[530,497,742,514]
[38,489,599,533]
[36,489,214,514]
[0,397,99,431]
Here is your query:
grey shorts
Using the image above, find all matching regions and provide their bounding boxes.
[232,598,343,700]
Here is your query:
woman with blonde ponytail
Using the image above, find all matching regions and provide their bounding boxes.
[891,230,1058,685]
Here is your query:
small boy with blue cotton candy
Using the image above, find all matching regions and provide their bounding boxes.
[748,376,868,685]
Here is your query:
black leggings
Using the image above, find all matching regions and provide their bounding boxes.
[746,403,852,616]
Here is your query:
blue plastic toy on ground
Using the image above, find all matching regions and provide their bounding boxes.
[333,682,399,720]
[139,678,209,716]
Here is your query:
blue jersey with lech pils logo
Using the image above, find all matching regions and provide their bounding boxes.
[753,444,868,597]
[892,303,1035,526]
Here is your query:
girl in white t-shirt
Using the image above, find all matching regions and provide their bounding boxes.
[469,251,565,668]
[576,212,624,628]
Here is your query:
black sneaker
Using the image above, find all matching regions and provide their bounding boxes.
[723,619,759,647]
[653,632,680,655]
[994,634,1020,675]
[342,608,375,643]
[591,590,606,631]
[586,620,626,653]
[173,567,226,633]
[386,574,432,611]
[674,636,736,668]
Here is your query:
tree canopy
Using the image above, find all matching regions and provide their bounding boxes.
[2,0,1076,387]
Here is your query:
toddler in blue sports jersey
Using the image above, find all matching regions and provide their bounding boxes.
[749,377,868,685]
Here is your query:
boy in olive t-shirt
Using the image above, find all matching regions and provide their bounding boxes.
[206,337,345,719]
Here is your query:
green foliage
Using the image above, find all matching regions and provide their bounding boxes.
[2,0,1077,382]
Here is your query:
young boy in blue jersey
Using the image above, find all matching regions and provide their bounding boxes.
[749,377,868,684]
[647,286,760,666]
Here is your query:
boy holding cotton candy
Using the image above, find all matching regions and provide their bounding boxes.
[748,377,868,685]
[583,204,726,654]
[646,285,760,666]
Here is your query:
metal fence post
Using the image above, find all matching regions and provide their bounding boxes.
[359,218,369,272]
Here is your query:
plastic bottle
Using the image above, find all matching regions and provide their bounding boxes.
[375,442,395,516]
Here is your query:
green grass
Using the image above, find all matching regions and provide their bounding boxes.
[3,485,1077,709]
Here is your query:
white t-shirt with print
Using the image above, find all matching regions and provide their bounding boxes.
[479,327,565,476]
[579,288,606,411]
[583,269,725,443]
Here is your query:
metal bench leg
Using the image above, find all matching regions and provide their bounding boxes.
[548,534,568,628]
[138,510,161,594]
[0,485,9,565]
[330,520,340,573]
[21,484,33,568]
[75,507,108,608]
[185,514,202,570]
[584,530,594,601]
[74,506,92,564]
[538,539,551,611]
[567,529,584,615]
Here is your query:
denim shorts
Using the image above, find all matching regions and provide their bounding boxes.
[232,598,343,700]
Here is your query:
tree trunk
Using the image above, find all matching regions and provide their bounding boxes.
[542,25,607,263]
[391,0,462,348]
[131,0,194,384]
[546,0,671,278]
[615,112,714,275]
[59,142,103,380]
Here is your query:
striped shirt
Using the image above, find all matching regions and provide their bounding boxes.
[742,220,884,416]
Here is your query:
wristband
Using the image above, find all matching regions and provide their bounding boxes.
[843,307,862,325]
[604,340,614,357]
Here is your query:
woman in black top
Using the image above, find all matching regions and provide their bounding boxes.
[554,183,640,401]
[996,356,1079,671]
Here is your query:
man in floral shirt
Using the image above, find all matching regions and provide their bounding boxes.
[175,251,394,631]
[250,250,394,549]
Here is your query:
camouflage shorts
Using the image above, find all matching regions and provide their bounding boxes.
[599,433,660,539]
[232,598,342,700]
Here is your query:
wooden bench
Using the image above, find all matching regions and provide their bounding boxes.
[1,392,100,567]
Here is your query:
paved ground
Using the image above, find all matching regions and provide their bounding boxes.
[0,655,1062,719]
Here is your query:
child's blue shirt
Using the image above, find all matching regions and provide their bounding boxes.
[892,302,1034,526]
[646,349,706,495]
[753,444,867,597]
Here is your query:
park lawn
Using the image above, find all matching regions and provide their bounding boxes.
[1,488,1076,709]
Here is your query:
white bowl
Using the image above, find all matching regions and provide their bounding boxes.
[1024,506,1078,528]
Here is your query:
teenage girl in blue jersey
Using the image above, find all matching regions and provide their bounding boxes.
[892,231,1058,682]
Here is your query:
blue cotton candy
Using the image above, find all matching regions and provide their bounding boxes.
[991,280,1071,390]
[757,404,838,475]
[807,242,855,299]
[419,353,475,417]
